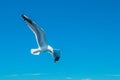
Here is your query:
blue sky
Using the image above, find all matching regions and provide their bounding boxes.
[0,0,120,80]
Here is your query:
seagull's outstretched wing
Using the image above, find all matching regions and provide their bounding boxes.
[21,14,48,48]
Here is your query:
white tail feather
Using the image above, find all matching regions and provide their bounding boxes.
[31,48,40,55]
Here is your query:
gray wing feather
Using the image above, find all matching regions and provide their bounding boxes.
[22,14,48,47]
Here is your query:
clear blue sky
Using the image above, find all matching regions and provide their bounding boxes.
[0,0,120,80]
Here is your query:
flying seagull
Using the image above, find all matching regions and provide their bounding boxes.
[21,14,60,62]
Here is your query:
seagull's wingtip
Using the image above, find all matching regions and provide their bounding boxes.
[53,49,61,63]
[21,14,24,17]
[54,56,60,63]
[21,14,32,23]
[21,14,26,19]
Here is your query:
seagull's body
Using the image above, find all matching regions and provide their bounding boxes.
[21,14,60,62]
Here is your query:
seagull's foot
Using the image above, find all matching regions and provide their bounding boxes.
[31,48,40,55]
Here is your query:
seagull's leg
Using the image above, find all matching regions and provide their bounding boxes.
[31,48,41,55]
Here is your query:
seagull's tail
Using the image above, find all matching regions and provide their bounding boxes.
[53,49,61,63]
[31,48,40,55]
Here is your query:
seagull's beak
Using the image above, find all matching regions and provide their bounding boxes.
[21,14,32,24]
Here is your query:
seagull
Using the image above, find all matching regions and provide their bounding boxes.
[21,14,60,63]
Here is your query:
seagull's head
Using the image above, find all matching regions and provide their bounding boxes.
[53,49,61,63]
